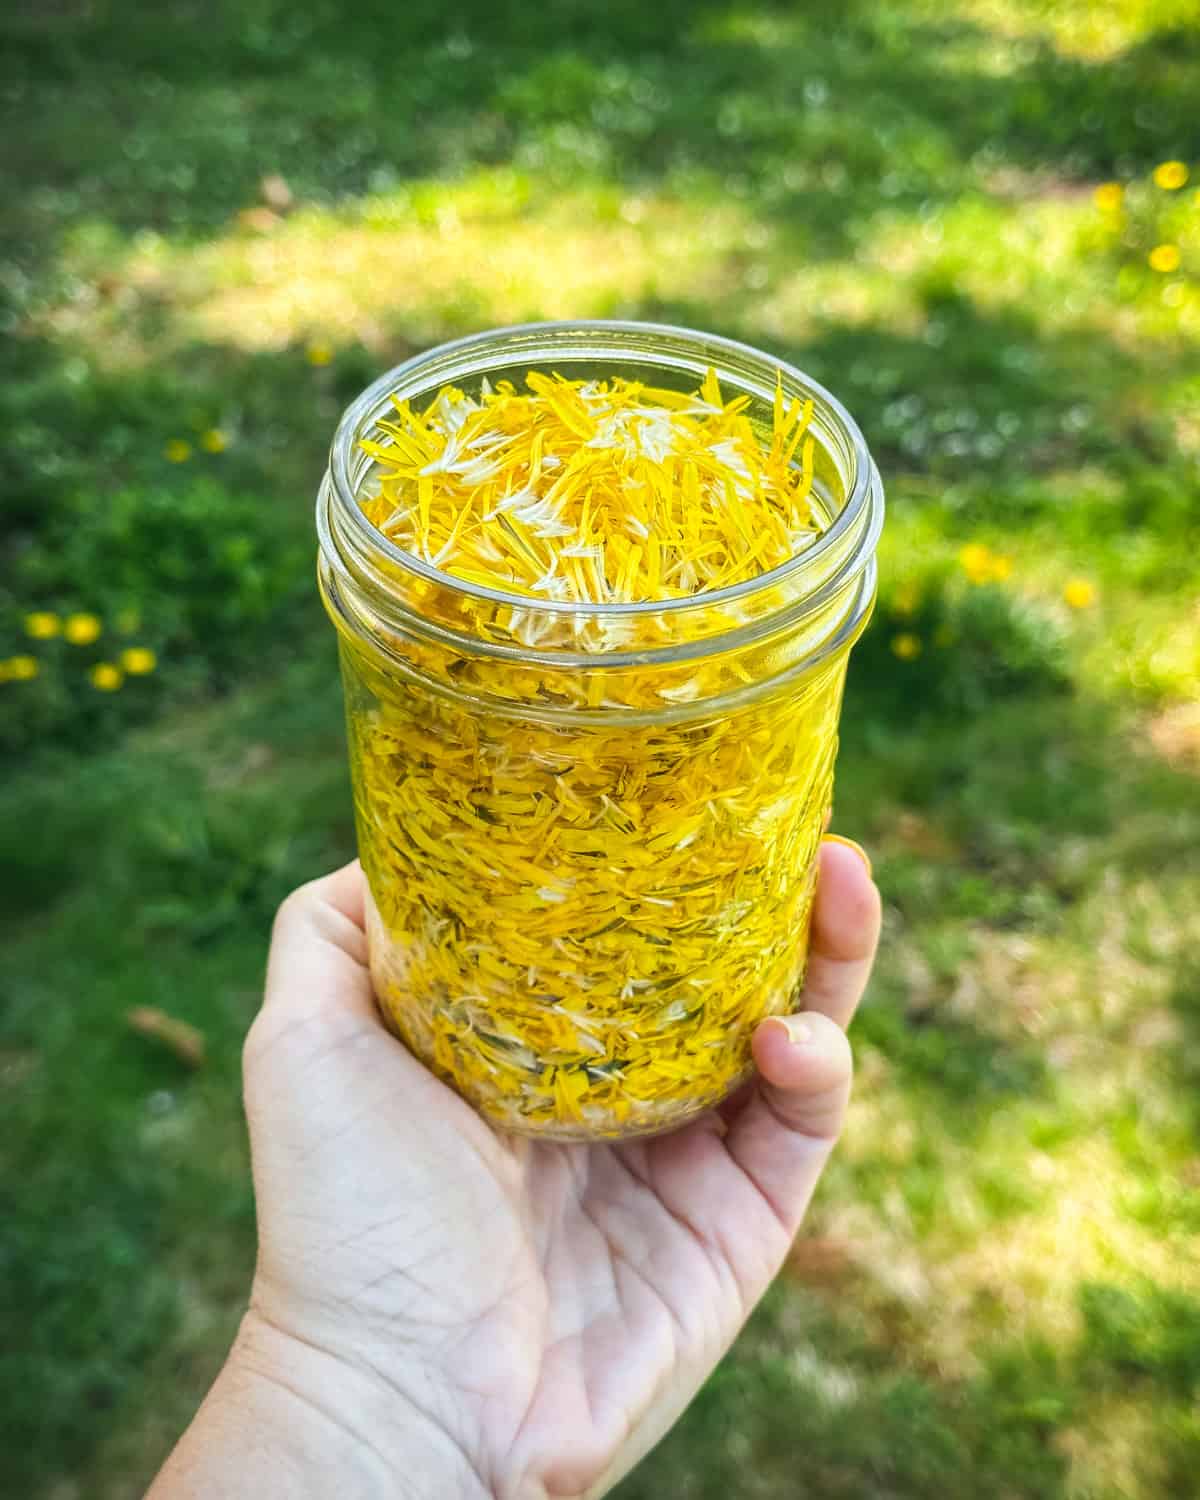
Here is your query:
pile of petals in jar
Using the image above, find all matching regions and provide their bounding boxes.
[358,368,818,607]
[353,369,836,1136]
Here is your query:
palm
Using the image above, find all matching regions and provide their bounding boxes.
[481,1129,792,1495]
[246,849,876,1499]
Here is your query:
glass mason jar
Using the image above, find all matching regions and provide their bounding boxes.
[317,321,883,1140]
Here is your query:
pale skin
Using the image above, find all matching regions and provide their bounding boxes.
[149,838,880,1500]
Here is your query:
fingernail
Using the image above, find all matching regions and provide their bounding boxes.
[764,1014,812,1046]
[822,834,873,880]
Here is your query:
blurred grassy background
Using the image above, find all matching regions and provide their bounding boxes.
[2,1,1199,1495]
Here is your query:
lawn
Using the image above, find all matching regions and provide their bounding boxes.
[3,1,1199,1495]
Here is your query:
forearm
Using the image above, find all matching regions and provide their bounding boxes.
[148,1312,493,1500]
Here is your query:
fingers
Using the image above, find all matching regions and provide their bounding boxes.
[801,838,881,1030]
[248,864,474,1154]
[312,859,368,930]
[262,860,376,1022]
[723,1011,853,1234]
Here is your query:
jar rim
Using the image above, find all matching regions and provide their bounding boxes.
[327,318,878,620]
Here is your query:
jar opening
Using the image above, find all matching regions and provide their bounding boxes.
[318,321,883,678]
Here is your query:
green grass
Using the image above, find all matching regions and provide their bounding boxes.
[2,0,1199,1495]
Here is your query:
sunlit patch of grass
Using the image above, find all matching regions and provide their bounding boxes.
[1099,600,1200,702]
[871,196,1085,302]
[1147,700,1200,772]
[750,259,928,345]
[944,0,1200,61]
[46,173,1198,380]
[932,1138,1200,1358]
[872,473,1200,713]
[1055,1393,1173,1500]
[45,173,757,364]
[860,192,1200,351]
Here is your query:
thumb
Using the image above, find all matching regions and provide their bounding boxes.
[262,861,377,1024]
[724,1011,853,1235]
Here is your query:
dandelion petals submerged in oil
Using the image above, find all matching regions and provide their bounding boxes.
[324,347,880,1139]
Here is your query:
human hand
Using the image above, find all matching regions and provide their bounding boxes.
[151,839,879,1500]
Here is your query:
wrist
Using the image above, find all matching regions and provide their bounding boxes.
[150,1309,494,1500]
[236,1308,495,1499]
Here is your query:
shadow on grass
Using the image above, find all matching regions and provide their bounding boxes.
[0,657,357,1494]
[2,0,1197,259]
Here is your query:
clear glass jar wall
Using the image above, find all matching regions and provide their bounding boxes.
[318,322,883,1139]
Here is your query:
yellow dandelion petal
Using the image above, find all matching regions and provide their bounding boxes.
[306,341,334,367]
[64,612,102,645]
[1149,244,1182,274]
[890,632,922,661]
[89,662,124,691]
[1093,181,1123,213]
[164,438,193,463]
[200,427,229,453]
[1063,578,1097,610]
[989,554,1013,582]
[120,646,157,675]
[1153,160,1188,192]
[24,611,61,639]
[6,654,40,681]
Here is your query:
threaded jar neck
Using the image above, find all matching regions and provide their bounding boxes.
[317,320,883,720]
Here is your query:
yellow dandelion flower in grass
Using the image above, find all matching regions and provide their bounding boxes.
[890,632,922,661]
[164,438,193,463]
[120,646,157,675]
[306,341,334,367]
[959,544,1013,585]
[1149,244,1182,273]
[1063,578,1097,610]
[1153,161,1189,192]
[892,582,921,617]
[1093,181,1123,213]
[959,542,994,584]
[200,427,229,453]
[64,612,102,645]
[24,611,60,639]
[3,655,40,681]
[89,662,124,691]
